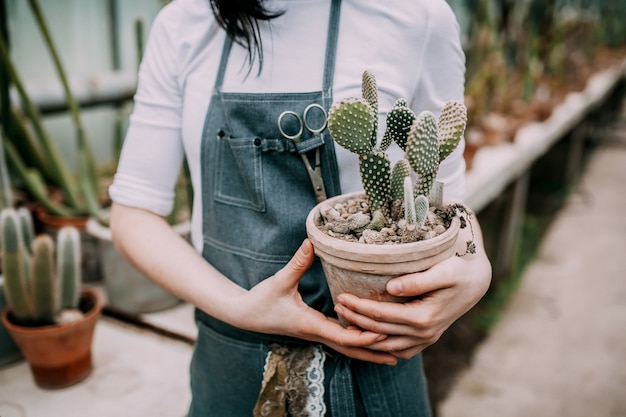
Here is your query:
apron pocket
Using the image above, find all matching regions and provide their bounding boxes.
[214,134,266,212]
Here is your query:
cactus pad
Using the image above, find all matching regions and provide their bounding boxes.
[390,158,411,203]
[406,111,440,197]
[438,100,467,162]
[361,70,379,147]
[382,99,416,152]
[414,194,429,228]
[328,97,376,155]
[359,149,391,212]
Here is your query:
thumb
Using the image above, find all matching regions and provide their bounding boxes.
[276,239,315,286]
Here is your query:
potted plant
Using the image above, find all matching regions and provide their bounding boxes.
[0,207,103,388]
[305,71,475,325]
[0,128,23,366]
[0,0,106,283]
[0,0,101,220]
[0,111,23,366]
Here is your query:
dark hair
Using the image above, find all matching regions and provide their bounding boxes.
[209,0,283,73]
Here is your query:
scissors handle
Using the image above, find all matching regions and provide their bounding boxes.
[277,110,303,142]
[277,104,328,142]
[302,103,327,134]
[277,104,328,202]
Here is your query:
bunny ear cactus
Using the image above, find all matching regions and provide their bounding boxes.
[0,207,83,325]
[326,70,468,240]
[327,95,391,213]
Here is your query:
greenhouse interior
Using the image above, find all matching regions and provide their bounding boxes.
[0,0,625,416]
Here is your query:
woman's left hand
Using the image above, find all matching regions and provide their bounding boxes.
[333,216,492,360]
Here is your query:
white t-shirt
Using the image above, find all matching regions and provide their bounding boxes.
[109,0,467,251]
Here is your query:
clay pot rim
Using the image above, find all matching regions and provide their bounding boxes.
[0,286,104,335]
[33,206,90,229]
[306,191,461,262]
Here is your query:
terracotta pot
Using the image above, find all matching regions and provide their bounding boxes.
[1,287,104,389]
[306,192,460,326]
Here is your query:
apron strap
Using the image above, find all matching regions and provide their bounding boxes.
[214,34,234,90]
[322,0,342,92]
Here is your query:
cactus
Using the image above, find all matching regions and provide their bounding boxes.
[327,70,467,231]
[31,235,56,323]
[0,207,82,326]
[57,226,81,310]
[406,111,439,198]
[0,209,33,322]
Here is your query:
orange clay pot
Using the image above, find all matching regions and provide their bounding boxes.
[1,287,103,389]
[306,192,460,326]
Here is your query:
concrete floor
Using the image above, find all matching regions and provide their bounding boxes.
[439,94,626,417]
[0,304,195,417]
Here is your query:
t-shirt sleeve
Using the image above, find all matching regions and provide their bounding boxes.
[411,2,467,203]
[108,5,185,216]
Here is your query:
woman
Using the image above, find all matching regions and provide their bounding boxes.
[109,0,492,415]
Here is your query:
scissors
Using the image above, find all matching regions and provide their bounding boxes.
[277,103,328,202]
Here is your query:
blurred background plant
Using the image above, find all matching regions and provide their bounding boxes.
[0,0,100,219]
[0,0,191,226]
[450,0,626,167]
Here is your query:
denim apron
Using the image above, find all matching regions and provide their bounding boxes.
[189,1,432,415]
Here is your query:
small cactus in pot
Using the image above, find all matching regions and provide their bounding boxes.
[1,207,82,326]
[322,70,473,246]
[306,71,475,319]
[0,207,103,388]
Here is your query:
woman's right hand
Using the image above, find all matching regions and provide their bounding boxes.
[232,239,398,366]
[110,205,396,365]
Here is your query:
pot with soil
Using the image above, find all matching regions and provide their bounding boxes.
[306,72,475,326]
[0,208,103,388]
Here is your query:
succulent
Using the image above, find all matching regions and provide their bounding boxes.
[327,70,468,229]
[0,207,81,325]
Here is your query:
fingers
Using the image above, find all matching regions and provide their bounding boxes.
[294,314,397,365]
[301,312,386,345]
[309,317,398,365]
[386,256,460,297]
[335,296,415,332]
[325,342,398,365]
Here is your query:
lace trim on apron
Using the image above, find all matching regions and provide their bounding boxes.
[254,344,327,417]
